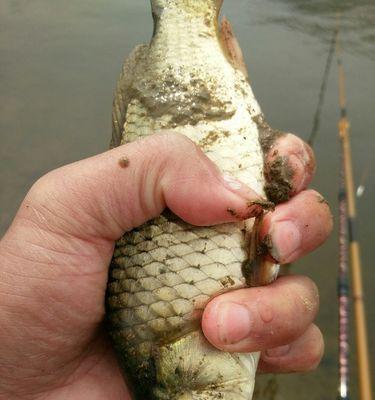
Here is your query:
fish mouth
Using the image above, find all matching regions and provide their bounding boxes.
[150,0,224,40]
[150,0,223,18]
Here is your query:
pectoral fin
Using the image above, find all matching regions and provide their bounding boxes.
[220,16,249,79]
[243,214,280,287]
[111,44,148,148]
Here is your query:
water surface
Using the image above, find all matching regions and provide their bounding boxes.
[1,1,374,398]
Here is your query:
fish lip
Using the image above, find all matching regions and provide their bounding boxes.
[151,0,223,17]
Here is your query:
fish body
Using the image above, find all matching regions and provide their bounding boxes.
[106,1,280,398]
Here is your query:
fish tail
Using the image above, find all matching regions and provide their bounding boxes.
[152,331,257,399]
[172,380,254,399]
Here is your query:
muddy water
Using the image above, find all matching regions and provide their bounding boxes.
[1,1,374,398]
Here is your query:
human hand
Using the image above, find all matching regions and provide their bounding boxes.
[0,133,332,399]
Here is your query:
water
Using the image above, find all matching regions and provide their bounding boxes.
[1,1,374,398]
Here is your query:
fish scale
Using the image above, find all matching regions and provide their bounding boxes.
[106,1,280,399]
[108,214,248,341]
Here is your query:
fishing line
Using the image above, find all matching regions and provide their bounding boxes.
[308,27,338,147]
[356,160,370,198]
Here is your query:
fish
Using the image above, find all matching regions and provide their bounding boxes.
[106,1,289,399]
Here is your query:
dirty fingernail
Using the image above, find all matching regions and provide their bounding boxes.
[288,153,313,193]
[265,344,291,358]
[288,154,305,188]
[269,220,302,263]
[222,173,262,206]
[288,154,304,170]
[218,302,253,345]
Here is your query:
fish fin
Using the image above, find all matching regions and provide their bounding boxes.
[111,44,148,149]
[216,0,224,10]
[243,214,280,286]
[153,331,256,400]
[220,16,249,79]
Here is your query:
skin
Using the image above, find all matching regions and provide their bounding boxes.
[0,132,332,400]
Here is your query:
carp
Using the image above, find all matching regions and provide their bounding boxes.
[106,1,288,398]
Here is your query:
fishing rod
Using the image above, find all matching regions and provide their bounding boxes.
[338,135,350,400]
[336,28,373,400]
[306,21,352,399]
[333,15,351,400]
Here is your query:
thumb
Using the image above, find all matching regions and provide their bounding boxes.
[12,132,263,242]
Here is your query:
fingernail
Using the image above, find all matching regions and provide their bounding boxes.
[269,220,302,263]
[222,173,244,191]
[288,154,304,174]
[288,154,309,193]
[302,141,316,174]
[218,302,253,345]
[265,344,291,358]
[222,173,262,207]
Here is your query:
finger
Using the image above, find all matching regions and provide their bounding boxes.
[260,189,333,264]
[202,275,319,353]
[264,133,316,203]
[258,324,324,373]
[14,132,265,243]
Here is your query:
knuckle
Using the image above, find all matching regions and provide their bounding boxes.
[141,132,200,177]
[26,170,60,205]
[154,130,196,152]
